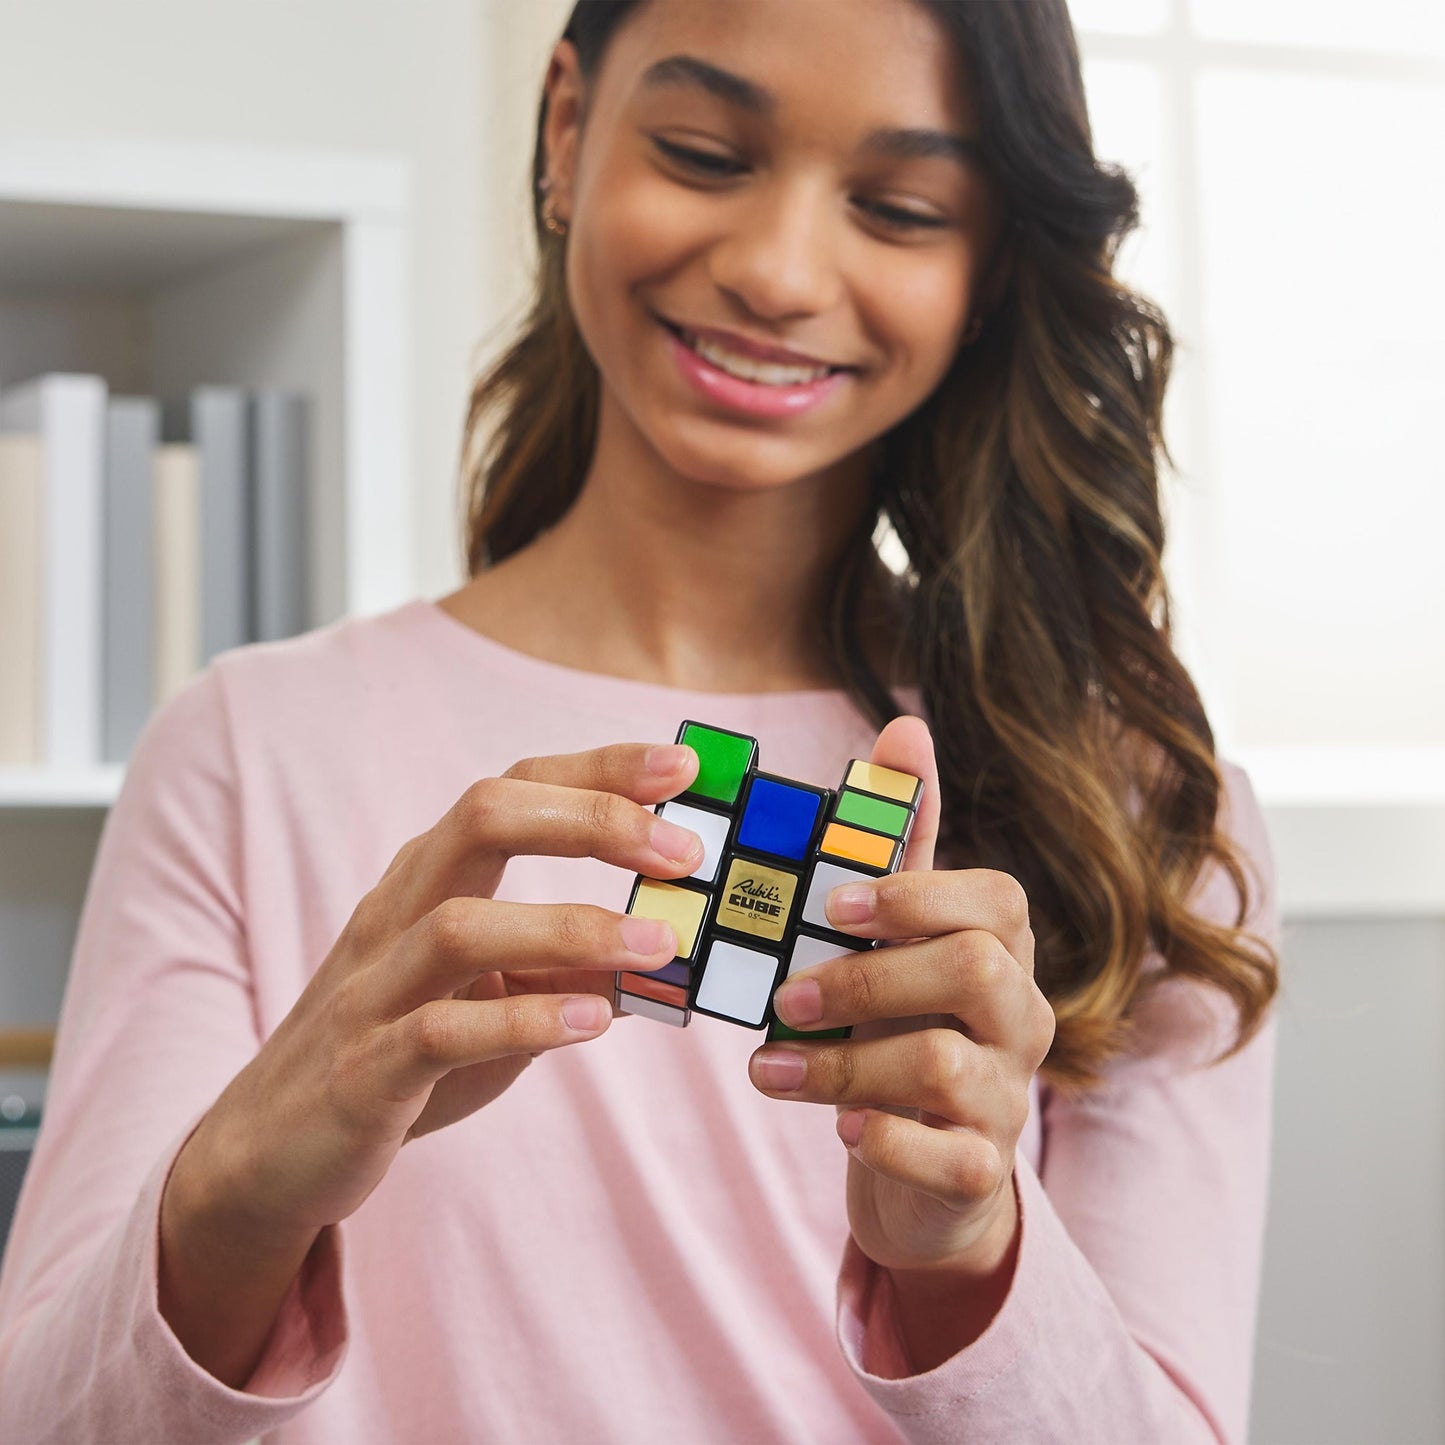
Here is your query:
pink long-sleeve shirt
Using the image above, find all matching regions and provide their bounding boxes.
[0,597,1279,1444]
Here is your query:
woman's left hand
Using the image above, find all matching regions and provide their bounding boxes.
[748,715,1056,1276]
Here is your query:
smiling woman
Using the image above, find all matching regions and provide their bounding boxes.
[0,2,1280,1443]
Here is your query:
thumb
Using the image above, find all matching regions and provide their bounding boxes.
[865,714,939,874]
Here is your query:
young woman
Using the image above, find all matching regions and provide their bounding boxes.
[0,2,1280,1440]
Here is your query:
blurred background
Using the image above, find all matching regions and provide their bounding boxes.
[0,1,1440,1440]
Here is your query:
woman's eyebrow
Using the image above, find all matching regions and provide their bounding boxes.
[637,53,984,170]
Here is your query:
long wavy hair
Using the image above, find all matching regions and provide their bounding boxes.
[456,0,1278,1092]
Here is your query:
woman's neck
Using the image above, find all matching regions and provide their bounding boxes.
[439,422,912,694]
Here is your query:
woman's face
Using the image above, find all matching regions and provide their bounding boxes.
[543,0,1008,497]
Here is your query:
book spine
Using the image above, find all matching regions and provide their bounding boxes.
[162,387,251,665]
[0,436,43,765]
[102,398,159,764]
[0,375,107,770]
[250,390,309,642]
[152,444,201,709]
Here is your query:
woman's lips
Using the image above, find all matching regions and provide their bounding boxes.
[659,316,852,419]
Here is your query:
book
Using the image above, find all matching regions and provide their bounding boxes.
[0,435,43,765]
[102,397,160,764]
[152,443,201,710]
[0,374,108,770]
[160,387,251,666]
[250,389,310,643]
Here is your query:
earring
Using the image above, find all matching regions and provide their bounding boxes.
[538,176,569,237]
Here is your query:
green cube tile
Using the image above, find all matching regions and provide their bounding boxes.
[680,722,754,806]
[767,1020,851,1043]
[835,789,909,837]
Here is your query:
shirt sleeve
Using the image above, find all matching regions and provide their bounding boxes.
[834,759,1279,1445]
[0,664,349,1445]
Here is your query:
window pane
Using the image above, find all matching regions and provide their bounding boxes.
[1071,0,1171,37]
[1191,0,1445,58]
[1197,68,1445,745]
[1080,59,1174,309]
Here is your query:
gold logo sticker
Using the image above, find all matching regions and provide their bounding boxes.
[717,858,798,943]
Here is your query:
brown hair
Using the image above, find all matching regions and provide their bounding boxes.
[456,0,1278,1092]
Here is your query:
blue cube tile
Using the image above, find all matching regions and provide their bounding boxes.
[736,776,823,862]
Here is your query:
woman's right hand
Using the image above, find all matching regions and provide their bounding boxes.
[170,739,703,1241]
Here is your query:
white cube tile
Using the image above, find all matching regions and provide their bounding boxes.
[658,800,732,884]
[801,860,874,933]
[695,939,780,1026]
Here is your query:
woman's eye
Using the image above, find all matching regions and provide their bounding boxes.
[862,202,948,232]
[650,138,948,233]
[652,138,744,178]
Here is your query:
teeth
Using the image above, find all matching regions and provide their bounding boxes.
[683,330,833,386]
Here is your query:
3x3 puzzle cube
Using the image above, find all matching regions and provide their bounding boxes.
[615,720,923,1043]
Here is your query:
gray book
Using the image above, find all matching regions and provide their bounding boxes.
[161,387,251,665]
[102,396,159,764]
[249,390,310,643]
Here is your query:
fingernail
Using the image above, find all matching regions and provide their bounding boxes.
[774,978,823,1026]
[646,744,693,776]
[562,996,609,1032]
[838,1109,865,1148]
[753,1051,807,1092]
[651,817,701,863]
[827,884,875,925]
[620,916,674,956]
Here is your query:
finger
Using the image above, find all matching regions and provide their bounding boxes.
[748,1026,1006,1123]
[867,715,939,874]
[384,898,678,1016]
[835,1107,1011,1214]
[372,744,703,937]
[380,741,698,892]
[373,991,615,1100]
[820,867,1035,973]
[772,931,1042,1045]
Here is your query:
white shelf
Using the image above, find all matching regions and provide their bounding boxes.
[0,137,415,1029]
[0,769,123,810]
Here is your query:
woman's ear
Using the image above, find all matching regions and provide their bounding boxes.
[541,40,584,209]
[975,231,1017,324]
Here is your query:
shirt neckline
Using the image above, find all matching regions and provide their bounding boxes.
[399,596,921,728]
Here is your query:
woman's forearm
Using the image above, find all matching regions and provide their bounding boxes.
[157,1128,323,1391]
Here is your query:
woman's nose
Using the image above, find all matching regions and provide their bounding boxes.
[705,181,845,320]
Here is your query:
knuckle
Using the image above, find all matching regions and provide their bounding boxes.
[343,895,387,956]
[1029,991,1058,1062]
[407,1002,456,1064]
[498,992,535,1045]
[1006,1085,1032,1141]
[580,788,623,840]
[986,869,1030,927]
[593,744,632,790]
[500,755,541,782]
[829,1042,860,1102]
[947,932,1003,993]
[423,898,475,960]
[953,1140,1006,1204]
[459,775,507,833]
[871,871,916,919]
[841,958,881,1019]
[917,1029,969,1099]
[555,903,603,955]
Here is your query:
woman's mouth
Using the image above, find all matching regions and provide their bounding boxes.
[657,316,854,419]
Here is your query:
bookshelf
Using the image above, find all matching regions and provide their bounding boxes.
[0,137,413,1027]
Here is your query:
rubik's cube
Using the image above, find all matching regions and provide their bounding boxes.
[614,720,923,1042]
